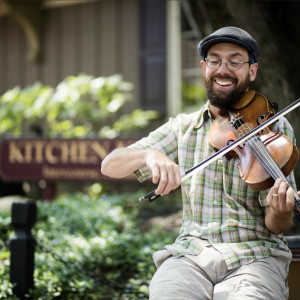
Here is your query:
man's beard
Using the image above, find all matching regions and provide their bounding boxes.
[202,74,251,109]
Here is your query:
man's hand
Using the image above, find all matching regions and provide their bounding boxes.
[266,178,295,215]
[101,147,181,196]
[145,149,181,196]
[265,178,297,234]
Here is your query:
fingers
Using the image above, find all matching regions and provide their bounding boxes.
[155,163,181,196]
[151,162,160,185]
[286,187,295,208]
[145,150,181,196]
[268,178,295,213]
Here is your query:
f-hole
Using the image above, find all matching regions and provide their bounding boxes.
[256,114,268,134]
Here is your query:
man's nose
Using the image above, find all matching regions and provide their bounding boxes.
[217,61,231,73]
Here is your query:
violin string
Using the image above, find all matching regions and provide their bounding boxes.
[237,120,285,179]
[248,136,300,206]
[232,114,280,175]
[231,113,300,205]
[233,115,286,179]
[248,137,284,179]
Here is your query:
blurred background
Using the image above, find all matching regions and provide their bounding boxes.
[0,0,300,299]
[1,0,300,192]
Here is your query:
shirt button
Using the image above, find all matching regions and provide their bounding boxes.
[214,200,217,205]
[213,238,218,243]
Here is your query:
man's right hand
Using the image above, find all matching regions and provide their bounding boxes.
[144,149,181,196]
[101,148,181,196]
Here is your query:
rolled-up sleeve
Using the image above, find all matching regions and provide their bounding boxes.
[127,117,179,182]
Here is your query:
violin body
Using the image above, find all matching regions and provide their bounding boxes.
[209,90,299,190]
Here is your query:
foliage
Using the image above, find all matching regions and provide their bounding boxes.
[0,74,159,138]
[0,188,179,299]
[182,82,207,113]
[0,212,14,299]
[100,109,159,139]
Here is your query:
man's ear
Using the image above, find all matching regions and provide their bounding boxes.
[250,63,258,82]
[200,60,206,72]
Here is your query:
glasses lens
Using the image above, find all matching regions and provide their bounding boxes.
[228,61,242,70]
[206,58,220,69]
[206,58,246,71]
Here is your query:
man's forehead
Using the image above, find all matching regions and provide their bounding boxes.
[207,43,248,57]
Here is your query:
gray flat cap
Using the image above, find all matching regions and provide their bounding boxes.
[198,26,259,63]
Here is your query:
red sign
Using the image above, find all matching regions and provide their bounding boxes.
[0,138,138,181]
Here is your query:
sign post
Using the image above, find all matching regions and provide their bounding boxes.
[10,201,36,298]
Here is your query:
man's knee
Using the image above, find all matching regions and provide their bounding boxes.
[149,256,212,300]
[213,258,289,300]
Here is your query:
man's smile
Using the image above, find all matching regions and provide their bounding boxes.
[213,77,237,92]
[215,79,234,87]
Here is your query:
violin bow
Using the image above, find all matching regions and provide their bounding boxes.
[139,97,300,202]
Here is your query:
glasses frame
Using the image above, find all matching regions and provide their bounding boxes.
[205,57,250,71]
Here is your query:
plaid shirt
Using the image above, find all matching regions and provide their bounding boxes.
[128,102,296,269]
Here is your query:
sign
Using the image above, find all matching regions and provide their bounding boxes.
[0,138,138,181]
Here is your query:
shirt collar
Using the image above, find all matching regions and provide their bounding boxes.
[194,101,213,129]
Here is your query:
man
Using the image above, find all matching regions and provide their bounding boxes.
[101,27,299,299]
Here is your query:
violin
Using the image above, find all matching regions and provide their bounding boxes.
[209,90,298,191]
[139,91,300,216]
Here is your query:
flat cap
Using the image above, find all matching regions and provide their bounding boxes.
[198,26,259,63]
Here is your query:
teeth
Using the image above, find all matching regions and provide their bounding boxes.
[216,80,232,86]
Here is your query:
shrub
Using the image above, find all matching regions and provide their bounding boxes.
[0,74,159,138]
[0,190,178,299]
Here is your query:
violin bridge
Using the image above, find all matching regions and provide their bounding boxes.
[228,111,256,139]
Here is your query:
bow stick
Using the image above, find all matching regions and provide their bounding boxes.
[139,97,300,202]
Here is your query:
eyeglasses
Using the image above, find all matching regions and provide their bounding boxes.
[205,57,250,71]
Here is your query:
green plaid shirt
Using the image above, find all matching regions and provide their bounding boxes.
[129,102,296,269]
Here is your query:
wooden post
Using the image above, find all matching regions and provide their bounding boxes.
[10,201,36,299]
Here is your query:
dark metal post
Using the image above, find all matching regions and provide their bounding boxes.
[10,201,36,299]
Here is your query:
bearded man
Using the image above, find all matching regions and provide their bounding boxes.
[101,27,299,300]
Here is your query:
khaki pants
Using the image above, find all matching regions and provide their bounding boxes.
[149,246,291,300]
